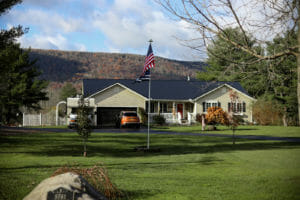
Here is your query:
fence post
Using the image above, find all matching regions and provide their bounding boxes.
[40,113,42,126]
[23,113,25,126]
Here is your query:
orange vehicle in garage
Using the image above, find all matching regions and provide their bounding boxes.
[116,111,140,128]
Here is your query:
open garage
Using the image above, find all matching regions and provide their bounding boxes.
[96,107,138,127]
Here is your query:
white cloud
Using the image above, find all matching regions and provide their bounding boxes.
[5,9,86,34]
[206,0,289,42]
[92,0,201,60]
[19,34,86,51]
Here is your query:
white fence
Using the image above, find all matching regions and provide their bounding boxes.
[22,112,67,126]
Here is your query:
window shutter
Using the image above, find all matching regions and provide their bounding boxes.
[218,102,221,108]
[228,103,231,112]
[146,102,149,113]
[243,102,246,112]
[203,102,205,112]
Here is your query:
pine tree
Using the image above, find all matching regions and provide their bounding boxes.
[0,44,48,124]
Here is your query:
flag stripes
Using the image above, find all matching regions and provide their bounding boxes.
[136,43,155,82]
[143,52,154,73]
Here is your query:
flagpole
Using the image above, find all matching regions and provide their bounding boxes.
[147,39,153,150]
[147,73,151,149]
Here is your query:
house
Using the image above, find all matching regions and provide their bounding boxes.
[67,79,255,127]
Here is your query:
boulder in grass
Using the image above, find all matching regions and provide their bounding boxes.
[23,172,107,200]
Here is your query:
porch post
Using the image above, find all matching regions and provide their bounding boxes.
[158,101,160,115]
[172,102,176,122]
[94,107,97,126]
[193,102,197,114]
[183,103,186,119]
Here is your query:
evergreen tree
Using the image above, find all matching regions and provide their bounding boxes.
[0,0,48,125]
[265,31,298,125]
[59,82,77,101]
[198,28,298,125]
[0,44,48,124]
[198,28,266,97]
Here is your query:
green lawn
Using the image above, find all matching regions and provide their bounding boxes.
[0,129,300,199]
[153,125,300,138]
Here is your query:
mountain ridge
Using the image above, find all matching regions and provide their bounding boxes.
[29,49,206,84]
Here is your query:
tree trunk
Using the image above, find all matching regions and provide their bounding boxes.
[232,128,235,145]
[282,113,288,127]
[201,114,206,131]
[83,138,87,157]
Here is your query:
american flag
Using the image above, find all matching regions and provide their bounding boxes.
[143,43,155,73]
[136,43,155,81]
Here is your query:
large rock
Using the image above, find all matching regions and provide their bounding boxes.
[23,172,107,200]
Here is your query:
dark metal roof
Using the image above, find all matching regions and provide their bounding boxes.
[83,79,250,100]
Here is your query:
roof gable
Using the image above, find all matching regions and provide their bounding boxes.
[87,82,147,100]
[83,79,251,100]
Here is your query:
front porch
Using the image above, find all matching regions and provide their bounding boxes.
[146,101,197,124]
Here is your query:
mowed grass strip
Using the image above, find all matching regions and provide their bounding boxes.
[0,129,300,200]
[153,125,300,138]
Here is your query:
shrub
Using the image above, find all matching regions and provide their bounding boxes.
[196,113,205,123]
[205,107,229,126]
[137,107,147,125]
[152,115,166,125]
[253,98,282,125]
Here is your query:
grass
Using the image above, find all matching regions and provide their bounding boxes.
[0,128,300,199]
[153,125,300,138]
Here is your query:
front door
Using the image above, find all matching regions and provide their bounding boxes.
[177,104,183,118]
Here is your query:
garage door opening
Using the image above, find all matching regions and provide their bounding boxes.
[97,107,137,127]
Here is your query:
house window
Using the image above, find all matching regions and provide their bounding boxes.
[146,102,155,113]
[228,102,246,113]
[202,101,221,112]
[160,102,168,113]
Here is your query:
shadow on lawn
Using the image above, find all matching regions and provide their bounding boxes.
[185,127,259,134]
[3,140,300,158]
[1,133,300,158]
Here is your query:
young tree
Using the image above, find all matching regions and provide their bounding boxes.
[228,90,243,145]
[159,0,300,125]
[76,96,93,157]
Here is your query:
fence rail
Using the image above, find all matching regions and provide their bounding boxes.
[22,112,66,126]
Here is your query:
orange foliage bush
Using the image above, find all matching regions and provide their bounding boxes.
[205,107,229,125]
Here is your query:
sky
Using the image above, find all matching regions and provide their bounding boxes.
[0,0,201,61]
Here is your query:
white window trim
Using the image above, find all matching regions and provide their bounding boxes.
[203,100,219,113]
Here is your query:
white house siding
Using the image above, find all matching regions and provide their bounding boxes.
[93,84,145,108]
[195,85,254,122]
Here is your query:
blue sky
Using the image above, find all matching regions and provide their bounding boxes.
[0,0,201,61]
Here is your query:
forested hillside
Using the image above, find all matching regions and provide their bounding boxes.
[30,49,205,84]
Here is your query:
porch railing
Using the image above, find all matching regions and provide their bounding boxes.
[148,112,197,124]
